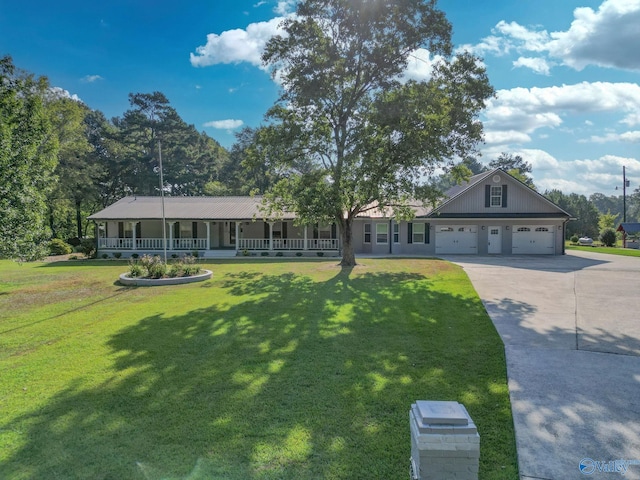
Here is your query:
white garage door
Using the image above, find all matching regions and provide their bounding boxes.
[512,225,555,254]
[435,225,478,254]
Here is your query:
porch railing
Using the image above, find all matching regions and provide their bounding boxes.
[238,238,339,251]
[98,238,207,250]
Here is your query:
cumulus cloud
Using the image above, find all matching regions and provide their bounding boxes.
[586,130,640,143]
[190,17,286,68]
[513,57,552,75]
[48,86,82,102]
[548,0,640,71]
[483,82,640,144]
[81,74,103,83]
[401,49,443,82]
[466,0,640,74]
[203,119,244,129]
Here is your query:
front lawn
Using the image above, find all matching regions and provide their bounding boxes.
[566,243,640,257]
[0,258,517,479]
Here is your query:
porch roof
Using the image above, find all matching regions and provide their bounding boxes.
[88,196,297,221]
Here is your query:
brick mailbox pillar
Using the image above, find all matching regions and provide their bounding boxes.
[410,400,480,480]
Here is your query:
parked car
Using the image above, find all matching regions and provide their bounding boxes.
[578,236,593,245]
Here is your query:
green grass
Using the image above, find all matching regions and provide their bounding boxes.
[566,242,640,257]
[0,258,517,479]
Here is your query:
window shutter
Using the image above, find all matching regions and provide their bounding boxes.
[331,223,337,238]
[283,222,288,239]
[192,222,198,238]
[136,222,141,238]
[425,223,430,244]
[485,185,491,207]
[502,184,508,208]
[408,222,413,244]
[313,223,319,239]
[118,222,124,238]
[174,222,180,239]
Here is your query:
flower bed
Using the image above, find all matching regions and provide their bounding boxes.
[118,269,212,286]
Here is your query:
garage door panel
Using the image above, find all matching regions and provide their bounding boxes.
[435,225,478,254]
[512,225,555,254]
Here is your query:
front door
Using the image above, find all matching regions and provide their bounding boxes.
[488,226,502,254]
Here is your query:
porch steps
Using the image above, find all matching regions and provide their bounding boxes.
[201,250,238,258]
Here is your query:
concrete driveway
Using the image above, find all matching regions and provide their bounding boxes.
[443,251,640,480]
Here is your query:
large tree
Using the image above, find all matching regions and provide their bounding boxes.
[257,0,494,265]
[489,152,535,189]
[0,56,58,260]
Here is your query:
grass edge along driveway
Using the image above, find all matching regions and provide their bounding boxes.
[0,258,517,479]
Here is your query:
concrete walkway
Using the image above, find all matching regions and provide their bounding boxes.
[443,251,640,480]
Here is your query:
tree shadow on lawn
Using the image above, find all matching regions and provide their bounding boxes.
[1,266,517,479]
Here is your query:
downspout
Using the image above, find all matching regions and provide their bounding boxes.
[389,219,393,255]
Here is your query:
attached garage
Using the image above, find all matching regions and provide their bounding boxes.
[512,225,555,254]
[435,225,478,254]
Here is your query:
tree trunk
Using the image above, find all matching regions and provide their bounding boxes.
[339,218,357,266]
[75,198,83,239]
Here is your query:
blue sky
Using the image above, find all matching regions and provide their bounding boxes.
[1,0,639,196]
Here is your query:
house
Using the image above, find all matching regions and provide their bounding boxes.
[88,169,571,258]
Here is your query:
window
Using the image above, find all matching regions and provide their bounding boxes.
[412,223,425,243]
[517,227,531,232]
[393,223,399,243]
[490,186,502,207]
[535,227,549,232]
[376,223,388,244]
[440,227,454,232]
[364,223,371,244]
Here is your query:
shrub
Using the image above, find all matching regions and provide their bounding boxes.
[242,249,250,256]
[600,228,617,247]
[261,252,270,256]
[49,238,73,256]
[131,253,139,259]
[102,254,109,259]
[128,260,144,278]
[168,262,184,278]
[171,254,178,259]
[80,238,96,258]
[113,252,122,259]
[275,251,283,257]
[66,237,82,247]
[140,255,167,278]
[316,252,324,257]
[570,234,579,244]
[295,252,303,257]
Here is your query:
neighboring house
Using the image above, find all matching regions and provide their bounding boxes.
[88,169,571,257]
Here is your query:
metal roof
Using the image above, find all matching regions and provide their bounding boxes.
[617,222,640,234]
[88,196,297,221]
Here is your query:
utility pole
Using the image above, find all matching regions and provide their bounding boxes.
[159,139,167,264]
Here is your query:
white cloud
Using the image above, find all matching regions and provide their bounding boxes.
[586,131,640,143]
[513,57,551,75]
[203,119,244,129]
[81,74,103,83]
[48,86,82,103]
[484,130,532,145]
[548,0,640,71]
[483,82,640,143]
[402,49,443,82]
[274,0,297,15]
[466,0,640,74]
[190,17,286,68]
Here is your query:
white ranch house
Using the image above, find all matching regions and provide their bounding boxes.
[88,169,572,258]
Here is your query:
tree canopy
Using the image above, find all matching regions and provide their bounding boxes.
[257,0,494,265]
[0,56,58,260]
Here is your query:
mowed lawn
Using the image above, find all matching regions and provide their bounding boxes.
[0,258,517,479]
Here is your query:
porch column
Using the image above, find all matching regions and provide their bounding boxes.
[206,222,211,250]
[269,222,274,251]
[304,225,308,250]
[98,223,105,248]
[235,221,240,252]
[130,221,137,250]
[168,221,175,251]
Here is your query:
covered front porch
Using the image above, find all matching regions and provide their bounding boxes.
[94,219,340,257]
